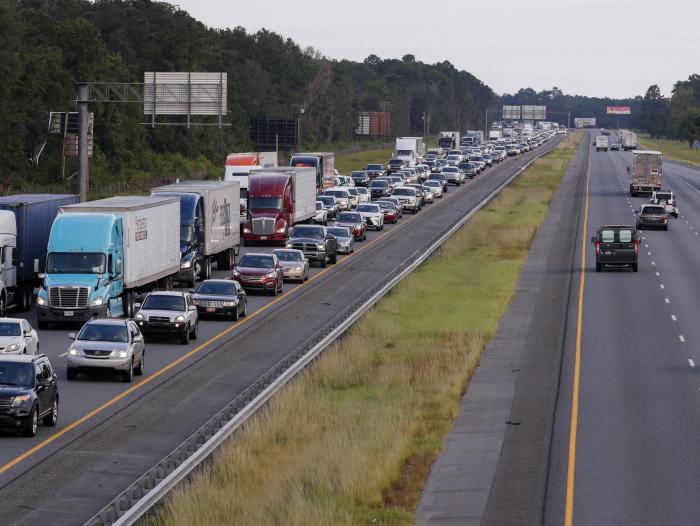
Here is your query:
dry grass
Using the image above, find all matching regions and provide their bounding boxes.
[146,132,582,526]
[638,135,700,167]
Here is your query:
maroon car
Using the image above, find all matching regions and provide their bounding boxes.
[335,211,367,241]
[232,253,284,296]
[377,201,399,224]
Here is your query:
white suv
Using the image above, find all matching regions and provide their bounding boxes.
[134,290,199,345]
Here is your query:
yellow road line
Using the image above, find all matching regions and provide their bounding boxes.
[564,141,592,525]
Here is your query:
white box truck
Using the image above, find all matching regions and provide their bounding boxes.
[395,137,425,166]
[489,130,503,141]
[620,130,638,151]
[438,131,460,151]
[629,150,662,196]
[595,135,609,152]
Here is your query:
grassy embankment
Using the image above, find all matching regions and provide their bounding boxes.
[148,133,582,526]
[638,135,700,167]
[334,147,394,174]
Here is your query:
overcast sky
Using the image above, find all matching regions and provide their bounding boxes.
[170,0,696,99]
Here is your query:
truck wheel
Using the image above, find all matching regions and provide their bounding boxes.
[43,398,58,426]
[66,367,77,380]
[122,360,133,383]
[231,305,240,321]
[596,263,602,272]
[0,294,5,317]
[21,405,38,437]
[135,351,144,375]
[632,263,638,272]
[122,290,134,318]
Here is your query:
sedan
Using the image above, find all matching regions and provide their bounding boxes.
[355,203,385,230]
[335,211,367,241]
[67,318,145,382]
[355,187,371,203]
[427,173,448,191]
[424,180,444,198]
[377,200,400,223]
[0,318,39,355]
[323,188,351,211]
[369,179,392,199]
[376,197,404,217]
[192,279,248,320]
[327,226,355,254]
[233,253,284,295]
[272,249,310,282]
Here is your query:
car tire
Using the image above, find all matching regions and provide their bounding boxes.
[180,326,190,345]
[241,300,247,317]
[232,305,240,321]
[43,398,58,426]
[331,253,337,264]
[123,360,133,382]
[135,351,145,375]
[632,263,638,272]
[38,320,48,330]
[321,259,327,268]
[664,225,669,231]
[66,367,77,380]
[22,405,38,437]
[596,263,602,272]
[190,321,198,340]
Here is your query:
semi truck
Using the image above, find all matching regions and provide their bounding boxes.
[488,130,503,141]
[151,180,241,287]
[36,196,180,326]
[290,152,336,190]
[242,167,317,244]
[394,137,425,167]
[438,131,460,151]
[629,150,663,196]
[224,152,278,221]
[464,130,484,145]
[0,194,78,315]
[620,130,638,151]
[595,135,609,152]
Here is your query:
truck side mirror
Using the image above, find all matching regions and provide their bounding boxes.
[116,259,122,274]
[626,166,630,173]
[34,259,40,273]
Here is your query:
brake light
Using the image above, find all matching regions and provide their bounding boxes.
[595,241,600,256]
[634,238,639,255]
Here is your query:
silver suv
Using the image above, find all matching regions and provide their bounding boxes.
[67,318,145,382]
[134,290,199,345]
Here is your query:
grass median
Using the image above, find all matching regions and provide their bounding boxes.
[638,134,700,166]
[335,147,393,174]
[148,133,582,526]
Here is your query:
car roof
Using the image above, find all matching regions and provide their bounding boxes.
[0,318,23,324]
[0,354,41,363]
[199,278,235,284]
[84,317,129,325]
[147,290,189,297]
[597,225,636,230]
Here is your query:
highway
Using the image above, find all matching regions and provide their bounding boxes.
[0,140,560,525]
[545,132,700,525]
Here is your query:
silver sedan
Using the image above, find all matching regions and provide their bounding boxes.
[272,249,310,282]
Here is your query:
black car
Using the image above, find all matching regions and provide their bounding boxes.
[286,225,338,267]
[351,170,371,187]
[0,354,58,437]
[387,159,407,174]
[369,179,392,199]
[193,279,248,321]
[365,163,386,179]
[591,225,638,272]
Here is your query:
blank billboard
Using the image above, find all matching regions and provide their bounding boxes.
[503,105,521,119]
[143,72,227,116]
[521,105,547,120]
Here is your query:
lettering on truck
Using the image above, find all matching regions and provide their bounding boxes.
[135,216,148,241]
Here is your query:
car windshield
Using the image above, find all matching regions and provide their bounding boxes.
[447,155,461,160]
[318,196,335,206]
[347,188,358,196]
[356,188,368,194]
[249,197,283,209]
[327,227,349,237]
[352,171,366,177]
[655,193,672,200]
[642,206,665,215]
[443,167,458,173]
[0,322,21,337]
[356,204,379,212]
[238,254,275,268]
[378,202,394,210]
[180,225,194,243]
[291,226,324,239]
[273,250,303,262]
[388,160,404,166]
[325,191,348,198]
[338,212,361,222]
[366,164,383,170]
[79,323,129,343]
[47,252,106,274]
[393,188,414,196]
[142,295,186,311]
[0,363,34,387]
[195,281,236,295]
[426,181,440,187]
[370,181,389,188]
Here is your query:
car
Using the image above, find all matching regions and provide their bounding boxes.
[351,170,371,187]
[336,175,355,187]
[0,354,58,436]
[272,249,310,282]
[376,200,399,223]
[0,318,39,355]
[650,191,678,218]
[134,290,199,344]
[192,279,248,320]
[355,203,385,231]
[482,153,494,166]
[413,184,434,203]
[285,225,338,267]
[441,166,463,185]
[355,187,371,203]
[317,195,339,219]
[445,154,462,166]
[424,180,444,198]
[610,143,621,151]
[427,173,448,191]
[346,187,361,208]
[458,161,478,179]
[314,201,328,225]
[415,164,431,181]
[591,226,639,272]
[365,163,386,179]
[391,186,421,213]
[368,179,392,199]
[327,226,355,254]
[323,188,351,211]
[635,204,669,230]
[376,197,404,217]
[67,318,145,380]
[387,158,407,174]
[335,211,367,241]
[233,252,285,293]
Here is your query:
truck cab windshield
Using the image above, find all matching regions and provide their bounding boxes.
[47,253,106,274]
[396,150,413,156]
[180,225,194,244]
[249,198,283,209]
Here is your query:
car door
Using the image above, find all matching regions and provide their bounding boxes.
[35,360,52,414]
[129,322,143,363]
[23,321,38,354]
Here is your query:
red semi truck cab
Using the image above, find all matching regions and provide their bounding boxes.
[242,168,317,244]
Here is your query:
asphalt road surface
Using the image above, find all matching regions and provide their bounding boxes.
[546,132,700,525]
[0,139,561,525]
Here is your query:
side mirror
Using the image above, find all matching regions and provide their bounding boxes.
[116,259,122,274]
[189,305,197,311]
[68,333,76,340]
[133,302,141,310]
[325,234,335,240]
[590,236,597,244]
[626,166,630,173]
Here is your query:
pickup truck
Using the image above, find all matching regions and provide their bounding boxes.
[285,224,338,268]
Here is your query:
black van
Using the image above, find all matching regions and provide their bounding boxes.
[591,225,639,272]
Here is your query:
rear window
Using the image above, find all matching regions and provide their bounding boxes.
[619,230,633,243]
[601,230,615,243]
[643,206,665,215]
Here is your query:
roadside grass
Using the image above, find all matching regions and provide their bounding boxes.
[147,132,582,526]
[335,147,394,174]
[638,135,700,167]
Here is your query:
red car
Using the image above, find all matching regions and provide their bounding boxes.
[232,253,284,296]
[335,211,367,241]
[377,201,399,223]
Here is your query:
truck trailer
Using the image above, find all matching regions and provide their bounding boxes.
[290,152,335,190]
[629,150,663,196]
[595,135,609,152]
[37,196,180,325]
[242,167,317,244]
[620,130,638,151]
[0,194,78,314]
[151,180,241,287]
[224,152,278,221]
[438,131,460,151]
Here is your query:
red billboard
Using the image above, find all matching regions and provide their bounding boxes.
[607,106,631,115]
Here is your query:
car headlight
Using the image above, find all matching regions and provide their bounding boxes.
[223,301,237,307]
[11,394,31,408]
[6,343,20,353]
[285,242,292,248]
[181,259,193,269]
[277,226,286,234]
[266,271,278,278]
[316,243,326,250]
[175,315,185,322]
[91,297,104,307]
[134,313,144,321]
[232,270,241,277]
[243,227,251,234]
[113,349,129,359]
[36,295,47,306]
[69,348,81,356]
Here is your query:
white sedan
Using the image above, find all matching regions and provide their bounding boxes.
[0,318,39,355]
[355,203,385,230]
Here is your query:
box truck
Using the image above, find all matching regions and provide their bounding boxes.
[151,181,241,287]
[0,194,78,314]
[242,167,317,244]
[629,150,663,196]
[438,131,460,151]
[290,152,336,190]
[224,152,278,220]
[620,130,638,151]
[36,196,180,326]
[394,137,425,167]
[595,135,609,152]
[489,130,503,141]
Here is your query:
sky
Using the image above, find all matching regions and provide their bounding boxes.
[169,0,697,99]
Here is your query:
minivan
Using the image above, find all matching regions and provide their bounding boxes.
[591,225,638,272]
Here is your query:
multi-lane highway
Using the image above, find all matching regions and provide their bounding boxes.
[545,132,700,524]
[0,139,561,525]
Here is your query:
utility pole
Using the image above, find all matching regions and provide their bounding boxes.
[77,83,89,202]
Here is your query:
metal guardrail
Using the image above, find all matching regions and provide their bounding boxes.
[86,147,555,526]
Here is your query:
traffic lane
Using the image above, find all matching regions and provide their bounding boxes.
[0,141,563,524]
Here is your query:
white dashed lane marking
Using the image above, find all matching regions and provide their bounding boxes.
[680,335,686,343]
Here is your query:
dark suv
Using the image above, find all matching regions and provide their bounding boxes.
[591,225,638,272]
[285,225,338,267]
[0,354,59,436]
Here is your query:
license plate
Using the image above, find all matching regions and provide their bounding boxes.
[260,236,268,240]
[604,251,613,255]
[64,311,74,317]
[206,307,216,313]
